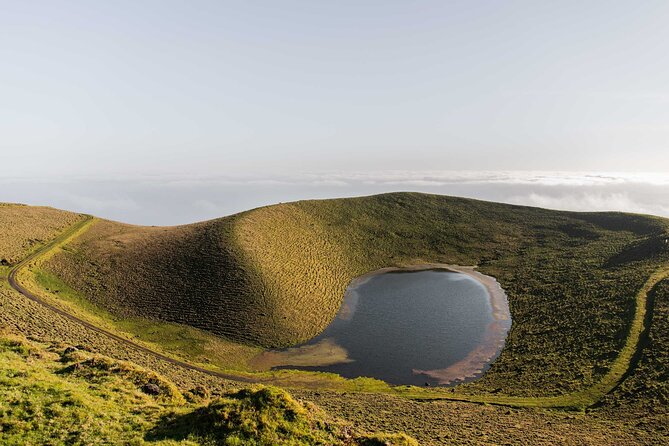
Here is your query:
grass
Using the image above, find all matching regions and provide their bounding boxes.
[2,198,669,443]
[4,213,262,375]
[146,386,346,445]
[22,239,263,374]
[0,329,415,445]
[35,193,669,402]
[0,203,82,265]
[0,331,179,444]
[600,277,669,416]
[234,204,354,345]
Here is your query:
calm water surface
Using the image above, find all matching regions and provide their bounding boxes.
[274,269,509,386]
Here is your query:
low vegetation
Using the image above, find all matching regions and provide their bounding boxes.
[43,194,669,399]
[0,203,82,265]
[0,329,180,444]
[2,196,669,443]
[0,329,415,445]
[234,204,354,345]
[600,277,669,418]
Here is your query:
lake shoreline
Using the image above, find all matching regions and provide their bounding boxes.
[254,263,512,386]
[347,263,509,323]
[400,264,512,385]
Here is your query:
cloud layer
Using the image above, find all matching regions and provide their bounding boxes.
[2,171,668,225]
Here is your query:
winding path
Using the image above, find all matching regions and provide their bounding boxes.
[7,215,255,384]
[6,215,669,409]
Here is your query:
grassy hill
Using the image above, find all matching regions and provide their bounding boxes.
[40,193,669,397]
[2,195,669,444]
[0,203,82,267]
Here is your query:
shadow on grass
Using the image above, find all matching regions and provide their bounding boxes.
[145,386,341,446]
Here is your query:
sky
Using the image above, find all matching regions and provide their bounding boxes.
[1,1,669,223]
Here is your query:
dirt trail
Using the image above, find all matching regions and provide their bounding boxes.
[7,215,256,384]
[7,215,667,409]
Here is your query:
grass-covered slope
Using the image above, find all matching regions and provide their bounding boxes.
[0,331,181,445]
[600,277,669,416]
[0,203,83,266]
[43,216,284,345]
[43,193,669,397]
[0,329,415,445]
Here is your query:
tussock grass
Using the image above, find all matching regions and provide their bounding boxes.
[59,354,186,405]
[0,331,180,444]
[234,204,354,345]
[29,265,261,372]
[148,386,344,445]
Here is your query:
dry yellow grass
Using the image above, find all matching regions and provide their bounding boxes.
[234,204,354,344]
[0,203,83,264]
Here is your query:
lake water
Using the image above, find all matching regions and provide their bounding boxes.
[262,268,511,386]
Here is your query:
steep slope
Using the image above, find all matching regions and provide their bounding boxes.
[42,193,669,397]
[42,216,274,344]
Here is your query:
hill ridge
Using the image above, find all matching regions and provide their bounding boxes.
[4,193,665,402]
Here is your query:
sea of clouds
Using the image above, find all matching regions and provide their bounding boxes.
[2,171,668,225]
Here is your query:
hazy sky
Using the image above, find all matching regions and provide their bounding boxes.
[2,2,669,223]
[3,172,669,225]
[2,1,669,177]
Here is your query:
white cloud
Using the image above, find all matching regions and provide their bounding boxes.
[5,170,669,188]
[309,170,669,187]
[505,192,669,217]
[3,170,669,223]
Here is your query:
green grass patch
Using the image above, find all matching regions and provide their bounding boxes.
[147,386,344,445]
[30,266,261,373]
[33,268,109,319]
[0,334,173,444]
[0,331,415,445]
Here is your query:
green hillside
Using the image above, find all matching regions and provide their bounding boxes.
[2,194,669,444]
[42,193,669,397]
